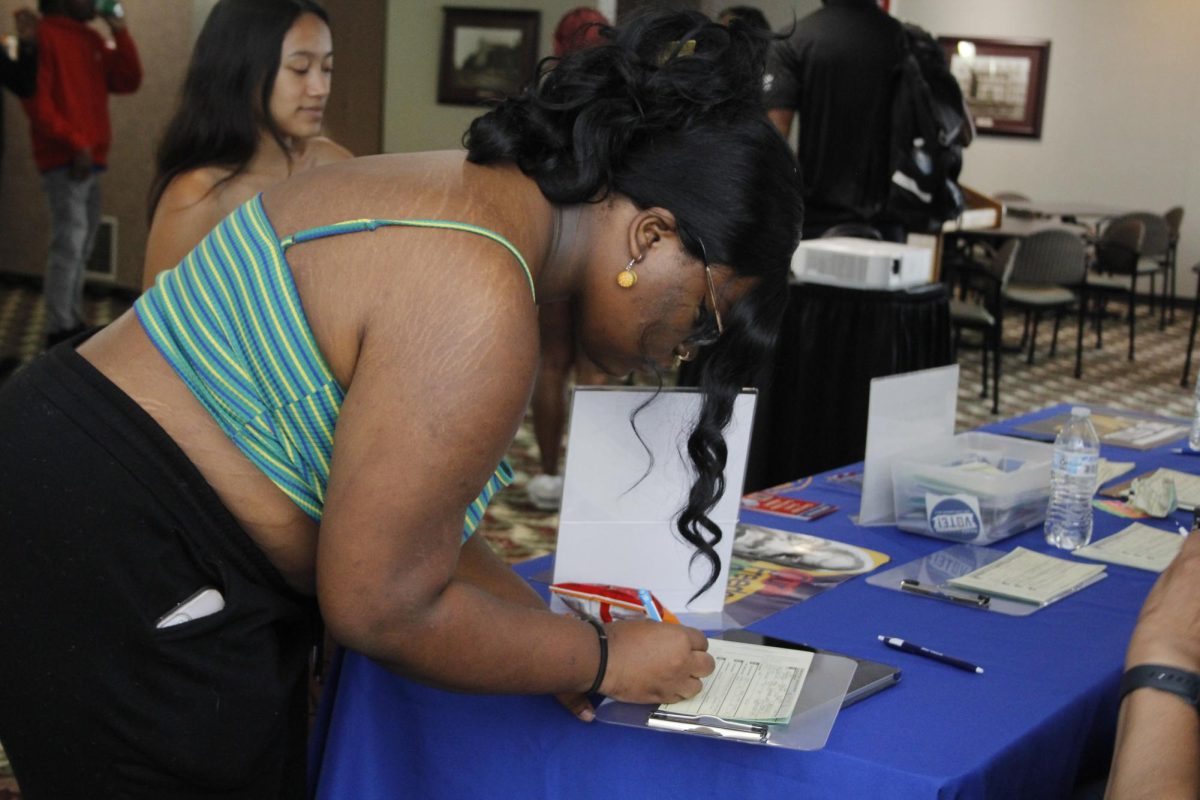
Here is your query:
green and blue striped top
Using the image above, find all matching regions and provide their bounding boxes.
[135,194,535,538]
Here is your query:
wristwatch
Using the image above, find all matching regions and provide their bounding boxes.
[1119,664,1200,711]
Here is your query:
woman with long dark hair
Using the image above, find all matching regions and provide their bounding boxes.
[0,9,802,796]
[141,0,350,288]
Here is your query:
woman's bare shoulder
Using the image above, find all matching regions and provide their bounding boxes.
[157,167,230,214]
[306,136,355,166]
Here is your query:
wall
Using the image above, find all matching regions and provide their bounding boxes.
[892,0,1200,294]
[0,0,202,289]
[382,0,825,155]
[384,0,592,154]
[320,0,385,157]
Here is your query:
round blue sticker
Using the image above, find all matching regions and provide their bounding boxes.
[927,495,982,541]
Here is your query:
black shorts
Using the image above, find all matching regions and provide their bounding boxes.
[0,336,317,799]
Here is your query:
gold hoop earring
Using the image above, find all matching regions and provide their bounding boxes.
[616,257,638,289]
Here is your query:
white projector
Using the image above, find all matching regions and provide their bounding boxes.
[790,237,934,290]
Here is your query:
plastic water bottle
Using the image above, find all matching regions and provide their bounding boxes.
[1045,407,1100,550]
[95,0,124,19]
[1189,372,1200,452]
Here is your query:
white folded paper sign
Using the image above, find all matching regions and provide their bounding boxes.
[551,387,757,626]
[859,364,959,526]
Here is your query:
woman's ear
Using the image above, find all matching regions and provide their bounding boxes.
[626,207,679,261]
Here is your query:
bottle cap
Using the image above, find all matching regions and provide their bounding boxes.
[1071,406,1090,417]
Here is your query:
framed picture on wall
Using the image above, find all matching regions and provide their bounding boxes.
[437,7,541,106]
[937,36,1051,139]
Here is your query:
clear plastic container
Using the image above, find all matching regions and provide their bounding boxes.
[1044,407,1100,551]
[891,432,1054,544]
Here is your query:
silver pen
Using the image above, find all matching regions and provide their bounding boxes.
[647,711,769,743]
[900,578,990,608]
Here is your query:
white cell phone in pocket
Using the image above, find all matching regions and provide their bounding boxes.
[155,587,225,629]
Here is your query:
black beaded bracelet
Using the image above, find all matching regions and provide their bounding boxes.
[582,617,608,695]
[1119,664,1200,711]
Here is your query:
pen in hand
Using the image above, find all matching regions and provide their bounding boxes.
[878,635,984,674]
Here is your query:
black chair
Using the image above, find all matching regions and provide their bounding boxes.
[949,238,1019,414]
[1087,219,1147,361]
[1002,230,1090,378]
[1181,262,1200,388]
[1092,213,1170,325]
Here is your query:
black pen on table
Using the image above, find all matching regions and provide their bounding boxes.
[878,635,984,674]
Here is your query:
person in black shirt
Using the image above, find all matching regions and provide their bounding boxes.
[763,0,903,240]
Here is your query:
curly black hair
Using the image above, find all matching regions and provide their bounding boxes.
[466,9,804,602]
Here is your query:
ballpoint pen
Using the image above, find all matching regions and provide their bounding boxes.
[647,711,768,743]
[878,635,984,674]
[899,578,990,608]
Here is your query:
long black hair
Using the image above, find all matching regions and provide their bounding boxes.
[465,10,804,601]
[147,0,330,218]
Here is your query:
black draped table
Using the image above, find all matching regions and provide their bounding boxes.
[687,280,953,491]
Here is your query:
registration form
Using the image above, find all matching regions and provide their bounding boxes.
[948,547,1106,605]
[656,638,812,724]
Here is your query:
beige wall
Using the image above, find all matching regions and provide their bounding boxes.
[0,0,201,289]
[383,0,601,154]
[381,0,823,155]
[893,0,1200,295]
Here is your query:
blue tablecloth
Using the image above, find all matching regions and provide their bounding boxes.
[309,404,1194,799]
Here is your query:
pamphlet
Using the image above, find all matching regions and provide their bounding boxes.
[732,523,890,574]
[1016,408,1189,451]
[948,547,1106,605]
[1072,523,1185,573]
[656,638,812,724]
[723,524,890,626]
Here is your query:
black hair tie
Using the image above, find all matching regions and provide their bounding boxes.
[583,617,608,695]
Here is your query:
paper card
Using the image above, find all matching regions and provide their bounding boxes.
[859,365,959,526]
[656,638,813,724]
[1097,459,1135,489]
[1072,523,1185,572]
[947,547,1106,606]
[552,388,757,621]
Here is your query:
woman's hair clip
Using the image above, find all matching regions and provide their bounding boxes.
[657,38,697,65]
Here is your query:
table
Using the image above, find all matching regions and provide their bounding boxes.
[309,405,1191,800]
[949,216,1090,240]
[1005,201,1129,221]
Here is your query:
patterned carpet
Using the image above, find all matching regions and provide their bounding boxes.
[0,279,1195,793]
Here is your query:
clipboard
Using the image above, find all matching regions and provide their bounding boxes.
[865,544,1106,616]
[593,651,856,750]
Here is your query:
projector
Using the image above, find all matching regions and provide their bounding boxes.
[790,238,934,290]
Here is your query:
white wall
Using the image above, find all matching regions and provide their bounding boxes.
[893,0,1200,294]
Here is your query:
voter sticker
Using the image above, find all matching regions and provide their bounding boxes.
[925,493,983,541]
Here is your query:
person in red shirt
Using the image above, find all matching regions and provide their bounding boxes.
[23,0,140,347]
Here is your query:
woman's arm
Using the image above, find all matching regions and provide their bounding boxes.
[1105,531,1200,800]
[142,170,223,290]
[454,533,598,720]
[314,232,712,705]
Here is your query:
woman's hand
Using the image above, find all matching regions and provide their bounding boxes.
[556,691,596,722]
[598,620,714,704]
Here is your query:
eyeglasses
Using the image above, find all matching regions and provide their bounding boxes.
[676,234,725,362]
